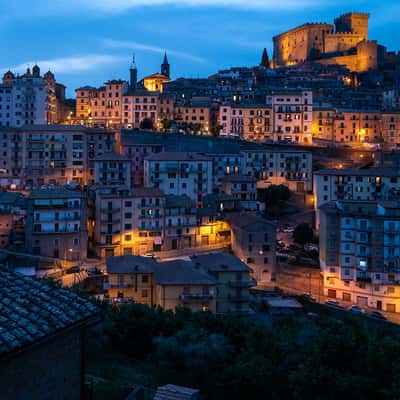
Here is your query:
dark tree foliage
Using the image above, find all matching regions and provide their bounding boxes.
[102,303,400,400]
[140,118,154,130]
[293,223,314,246]
[259,184,291,216]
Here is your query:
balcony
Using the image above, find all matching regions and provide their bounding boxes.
[100,230,121,235]
[228,280,256,288]
[179,293,214,301]
[100,218,120,224]
[356,275,372,283]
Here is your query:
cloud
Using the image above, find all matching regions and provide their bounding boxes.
[2,54,124,74]
[103,39,206,63]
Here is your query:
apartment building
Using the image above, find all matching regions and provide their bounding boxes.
[94,153,131,187]
[104,252,255,314]
[0,125,116,189]
[219,104,272,141]
[319,200,400,313]
[227,212,276,284]
[272,90,313,144]
[104,255,156,304]
[91,186,165,258]
[1,66,58,128]
[314,168,400,228]
[241,149,313,192]
[122,91,159,129]
[174,101,216,134]
[381,112,400,148]
[144,152,213,205]
[333,110,381,143]
[25,189,87,260]
[164,195,197,250]
[312,106,335,141]
[194,253,255,314]
[221,175,257,211]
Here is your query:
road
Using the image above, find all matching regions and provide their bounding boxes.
[276,263,400,324]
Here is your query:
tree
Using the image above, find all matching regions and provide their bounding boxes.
[293,223,314,246]
[260,185,291,216]
[140,118,154,130]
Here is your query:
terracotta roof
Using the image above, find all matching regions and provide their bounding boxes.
[0,270,98,356]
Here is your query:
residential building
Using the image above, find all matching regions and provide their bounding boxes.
[0,125,116,189]
[319,200,400,313]
[154,260,217,312]
[144,152,213,205]
[193,253,255,314]
[104,255,157,304]
[174,100,217,134]
[241,148,313,192]
[314,168,400,229]
[25,189,87,260]
[164,195,198,250]
[94,153,131,187]
[90,186,165,258]
[0,270,98,400]
[272,90,313,144]
[219,103,272,141]
[0,66,58,128]
[381,112,400,148]
[227,212,277,283]
[221,175,257,211]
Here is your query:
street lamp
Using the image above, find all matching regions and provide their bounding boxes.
[63,248,73,269]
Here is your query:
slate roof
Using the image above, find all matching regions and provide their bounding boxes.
[226,212,276,231]
[145,152,212,162]
[0,270,98,356]
[29,188,85,199]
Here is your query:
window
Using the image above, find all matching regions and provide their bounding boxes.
[141,289,148,298]
[142,275,149,283]
[246,257,254,264]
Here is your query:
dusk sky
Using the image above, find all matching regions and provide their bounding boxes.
[1,0,399,96]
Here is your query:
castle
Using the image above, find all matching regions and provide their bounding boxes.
[272,12,378,72]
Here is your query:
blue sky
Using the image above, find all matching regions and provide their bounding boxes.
[0,0,399,96]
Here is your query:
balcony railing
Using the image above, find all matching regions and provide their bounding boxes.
[179,293,214,301]
[100,207,121,213]
[104,282,133,289]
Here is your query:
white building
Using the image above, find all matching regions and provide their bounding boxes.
[0,66,57,128]
[272,90,313,144]
[319,200,400,313]
[144,152,213,205]
[314,168,400,229]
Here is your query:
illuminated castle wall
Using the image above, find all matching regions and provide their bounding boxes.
[272,12,377,72]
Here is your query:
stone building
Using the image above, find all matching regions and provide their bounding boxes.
[273,12,378,72]
[0,270,98,400]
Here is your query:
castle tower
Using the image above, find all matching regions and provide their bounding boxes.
[260,48,270,68]
[161,52,170,78]
[32,64,40,77]
[334,12,369,40]
[129,54,138,90]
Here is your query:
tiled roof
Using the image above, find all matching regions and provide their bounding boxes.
[315,168,398,177]
[154,260,216,285]
[226,212,276,231]
[95,152,130,161]
[106,255,157,274]
[192,253,251,272]
[0,270,98,356]
[165,195,195,209]
[154,384,200,400]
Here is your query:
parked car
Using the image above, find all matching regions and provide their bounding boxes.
[325,300,344,309]
[348,305,366,314]
[369,310,387,321]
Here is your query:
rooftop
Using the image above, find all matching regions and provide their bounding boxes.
[106,255,157,274]
[154,260,216,285]
[95,152,130,162]
[192,252,251,272]
[145,152,212,162]
[0,270,98,356]
[226,212,276,231]
[165,195,196,209]
[29,188,85,200]
[315,168,398,177]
